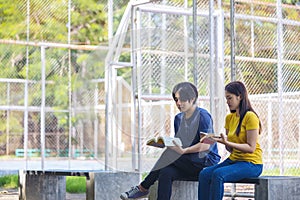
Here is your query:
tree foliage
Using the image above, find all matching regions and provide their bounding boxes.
[0,0,110,134]
[0,0,300,136]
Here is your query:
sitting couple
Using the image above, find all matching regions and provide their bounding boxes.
[120,81,263,200]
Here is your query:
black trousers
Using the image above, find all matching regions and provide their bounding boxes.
[141,150,205,200]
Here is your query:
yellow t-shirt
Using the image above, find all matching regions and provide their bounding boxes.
[225,111,263,164]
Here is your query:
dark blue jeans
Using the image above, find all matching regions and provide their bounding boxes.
[198,158,263,200]
[141,150,205,200]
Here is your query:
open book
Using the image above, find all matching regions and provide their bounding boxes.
[146,136,182,148]
[200,132,221,145]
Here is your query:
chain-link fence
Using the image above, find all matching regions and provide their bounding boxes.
[1,0,300,178]
[0,0,111,170]
[0,42,108,168]
[224,0,300,176]
[105,0,300,175]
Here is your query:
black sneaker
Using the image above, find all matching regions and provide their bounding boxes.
[120,186,149,199]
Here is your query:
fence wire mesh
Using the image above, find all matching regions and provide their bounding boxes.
[0,0,299,180]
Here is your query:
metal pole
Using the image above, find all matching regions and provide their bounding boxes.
[276,0,284,175]
[230,0,236,81]
[135,6,142,172]
[6,84,10,156]
[229,0,236,194]
[40,46,46,170]
[192,0,198,85]
[68,0,72,169]
[130,4,137,170]
[161,11,166,94]
[24,0,30,170]
[111,67,117,169]
[209,0,215,119]
[104,63,112,171]
[108,0,113,47]
[184,0,188,80]
[117,78,122,160]
[251,1,255,58]
[94,85,98,158]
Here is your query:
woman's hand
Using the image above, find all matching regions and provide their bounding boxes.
[213,133,227,144]
[213,133,233,152]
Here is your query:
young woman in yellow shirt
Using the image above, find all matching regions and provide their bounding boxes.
[198,81,263,200]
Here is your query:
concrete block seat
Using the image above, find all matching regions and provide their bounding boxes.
[148,176,300,200]
[148,180,198,200]
[238,176,300,200]
[19,170,139,200]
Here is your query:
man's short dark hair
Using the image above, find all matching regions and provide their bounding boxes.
[172,82,198,104]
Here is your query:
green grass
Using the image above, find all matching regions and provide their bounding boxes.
[0,175,18,189]
[0,175,86,193]
[66,176,86,193]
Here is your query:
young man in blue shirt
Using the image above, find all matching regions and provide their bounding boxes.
[120,82,220,200]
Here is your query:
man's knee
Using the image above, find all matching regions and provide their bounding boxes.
[158,166,176,179]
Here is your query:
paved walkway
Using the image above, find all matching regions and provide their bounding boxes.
[0,157,157,172]
[0,189,18,200]
[0,159,105,171]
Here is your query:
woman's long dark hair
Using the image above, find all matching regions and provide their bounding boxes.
[225,81,262,135]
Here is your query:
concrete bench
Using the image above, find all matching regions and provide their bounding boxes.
[19,170,139,200]
[148,176,300,200]
[148,180,198,200]
[234,176,300,200]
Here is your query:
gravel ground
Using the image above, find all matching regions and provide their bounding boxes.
[0,189,18,200]
[0,189,86,200]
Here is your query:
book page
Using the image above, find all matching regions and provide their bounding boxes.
[147,138,165,148]
[162,136,182,146]
[146,136,183,148]
[200,132,221,138]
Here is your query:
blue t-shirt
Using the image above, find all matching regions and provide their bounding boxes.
[174,107,220,167]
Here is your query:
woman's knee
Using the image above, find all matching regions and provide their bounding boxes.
[211,170,224,182]
[199,168,210,181]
